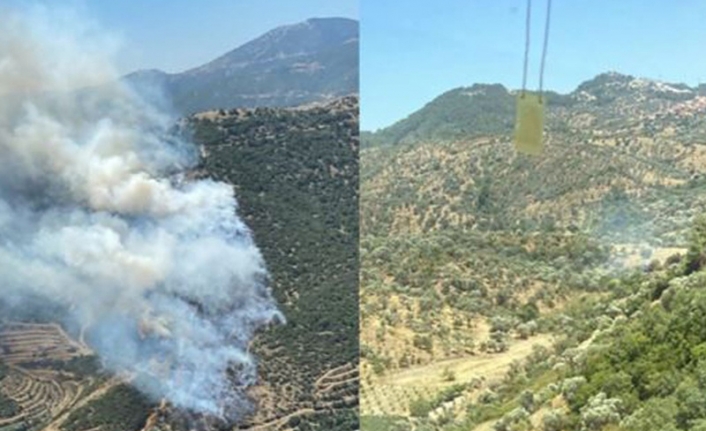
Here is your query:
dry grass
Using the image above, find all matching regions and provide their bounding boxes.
[361,334,553,418]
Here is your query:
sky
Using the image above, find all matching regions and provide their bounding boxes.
[362,0,706,131]
[1,0,358,75]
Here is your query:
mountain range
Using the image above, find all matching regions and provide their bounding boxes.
[124,17,358,115]
[362,72,706,147]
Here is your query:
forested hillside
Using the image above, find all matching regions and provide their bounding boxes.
[360,72,706,431]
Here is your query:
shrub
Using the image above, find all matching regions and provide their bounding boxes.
[580,392,622,431]
[409,397,433,418]
[542,409,566,431]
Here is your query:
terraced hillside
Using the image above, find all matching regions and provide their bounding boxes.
[360,73,706,430]
[0,321,111,431]
[0,323,90,367]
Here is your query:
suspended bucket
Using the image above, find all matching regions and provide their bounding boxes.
[514,92,544,155]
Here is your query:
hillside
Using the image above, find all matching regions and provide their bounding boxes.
[189,95,360,431]
[359,73,706,430]
[0,96,359,431]
[124,17,359,115]
[362,72,706,242]
[361,84,516,147]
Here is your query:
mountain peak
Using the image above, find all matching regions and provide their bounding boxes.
[575,72,634,93]
[124,17,358,114]
[573,72,694,103]
[184,17,358,76]
[445,83,509,100]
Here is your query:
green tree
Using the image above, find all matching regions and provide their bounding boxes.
[519,390,535,413]
[683,215,706,275]
[409,397,433,418]
[542,409,565,431]
[620,396,678,431]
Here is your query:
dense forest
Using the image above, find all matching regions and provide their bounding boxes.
[425,216,706,431]
[189,96,360,430]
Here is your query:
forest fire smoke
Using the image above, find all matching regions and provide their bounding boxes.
[0,6,283,419]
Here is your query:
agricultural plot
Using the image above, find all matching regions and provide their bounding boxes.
[361,333,553,418]
[0,322,98,431]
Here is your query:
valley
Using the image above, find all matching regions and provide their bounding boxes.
[360,72,706,430]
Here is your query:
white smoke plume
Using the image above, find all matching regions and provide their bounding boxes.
[0,5,283,419]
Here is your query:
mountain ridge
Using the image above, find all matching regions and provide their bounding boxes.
[363,72,706,147]
[123,17,359,115]
[182,17,358,75]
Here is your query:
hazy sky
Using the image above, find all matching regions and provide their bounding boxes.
[362,0,706,131]
[1,0,358,75]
